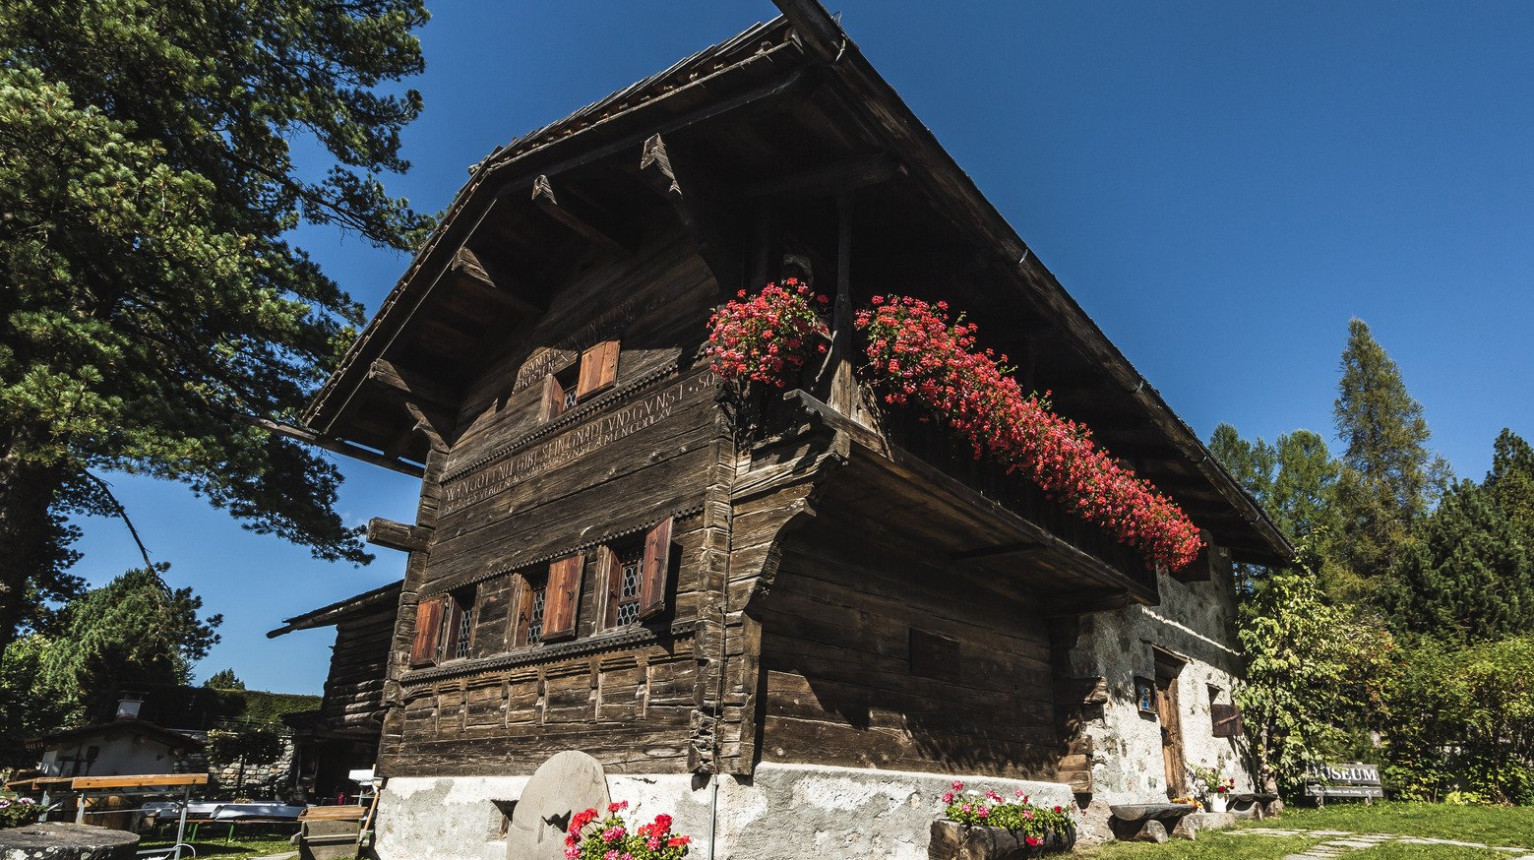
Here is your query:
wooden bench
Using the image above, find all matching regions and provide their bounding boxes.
[1305,763,1384,806]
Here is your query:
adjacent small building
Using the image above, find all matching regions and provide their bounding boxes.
[30,721,202,780]
[279,2,1291,857]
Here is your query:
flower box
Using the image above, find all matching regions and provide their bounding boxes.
[928,820,1074,860]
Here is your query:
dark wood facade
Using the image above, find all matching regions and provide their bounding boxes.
[299,1,1289,788]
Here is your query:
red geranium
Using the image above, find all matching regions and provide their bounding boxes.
[856,295,1202,571]
[704,279,829,387]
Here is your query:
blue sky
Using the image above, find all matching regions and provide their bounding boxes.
[70,1,1534,694]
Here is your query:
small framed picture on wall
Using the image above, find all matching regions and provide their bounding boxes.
[1135,677,1156,715]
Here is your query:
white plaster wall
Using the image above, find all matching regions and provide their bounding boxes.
[38,738,184,777]
[376,763,1074,860]
[1059,559,1252,808]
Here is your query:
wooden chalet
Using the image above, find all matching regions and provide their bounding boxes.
[292,1,1290,854]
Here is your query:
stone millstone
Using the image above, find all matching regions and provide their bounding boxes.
[507,751,610,860]
[0,823,139,860]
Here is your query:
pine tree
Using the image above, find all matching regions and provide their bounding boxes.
[1384,479,1534,646]
[0,0,432,658]
[41,566,222,718]
[1332,319,1434,588]
[1487,428,1534,530]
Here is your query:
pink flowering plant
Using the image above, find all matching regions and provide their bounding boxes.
[0,796,41,829]
[564,800,692,860]
[940,781,1075,850]
[704,279,830,388]
[855,295,1203,572]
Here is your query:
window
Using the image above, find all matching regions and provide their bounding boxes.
[408,588,476,667]
[541,340,619,421]
[512,570,550,647]
[601,518,674,629]
[443,587,476,661]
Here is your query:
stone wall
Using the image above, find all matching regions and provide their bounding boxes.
[1058,552,1252,813]
[204,735,298,798]
[375,764,1074,860]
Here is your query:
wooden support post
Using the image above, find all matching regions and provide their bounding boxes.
[827,193,854,414]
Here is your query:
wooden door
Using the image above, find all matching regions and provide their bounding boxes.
[1155,657,1187,796]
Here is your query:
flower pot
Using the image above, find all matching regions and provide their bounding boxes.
[1207,794,1227,814]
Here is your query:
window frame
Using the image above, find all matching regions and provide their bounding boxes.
[540,340,619,422]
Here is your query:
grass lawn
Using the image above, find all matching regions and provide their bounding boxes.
[138,836,297,860]
[1078,831,1326,860]
[1252,803,1534,849]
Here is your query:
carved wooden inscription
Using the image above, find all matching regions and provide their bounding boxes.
[443,372,713,512]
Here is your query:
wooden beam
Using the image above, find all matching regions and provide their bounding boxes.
[367,517,433,554]
[638,133,742,290]
[247,416,424,478]
[771,0,844,62]
[1044,590,1138,618]
[742,153,900,201]
[530,174,632,254]
[451,247,542,315]
[367,359,458,414]
[949,541,1045,562]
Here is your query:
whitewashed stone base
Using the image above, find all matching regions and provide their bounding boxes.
[375,763,1073,860]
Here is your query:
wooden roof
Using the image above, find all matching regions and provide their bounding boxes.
[304,1,1291,565]
[267,580,403,638]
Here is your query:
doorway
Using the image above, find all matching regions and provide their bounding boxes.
[1153,649,1187,796]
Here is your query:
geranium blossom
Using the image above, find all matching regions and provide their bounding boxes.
[566,803,692,860]
[939,779,1074,855]
[704,279,829,387]
[856,295,1202,571]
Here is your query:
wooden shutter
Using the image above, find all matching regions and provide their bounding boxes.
[597,545,621,628]
[542,374,567,421]
[575,340,619,399]
[1211,703,1245,738]
[637,517,673,620]
[542,554,584,641]
[510,575,533,647]
[409,595,447,667]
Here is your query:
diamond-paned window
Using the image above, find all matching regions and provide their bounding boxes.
[526,585,546,645]
[614,544,644,626]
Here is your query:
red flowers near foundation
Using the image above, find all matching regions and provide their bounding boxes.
[704,279,829,387]
[565,801,692,860]
[855,295,1203,572]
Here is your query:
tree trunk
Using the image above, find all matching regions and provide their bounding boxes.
[0,454,67,660]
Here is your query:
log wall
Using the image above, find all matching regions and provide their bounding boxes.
[377,234,733,777]
[754,517,1060,780]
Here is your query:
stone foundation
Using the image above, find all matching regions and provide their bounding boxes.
[375,763,1074,860]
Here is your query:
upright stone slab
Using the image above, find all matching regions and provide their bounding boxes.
[0,823,138,860]
[507,751,610,860]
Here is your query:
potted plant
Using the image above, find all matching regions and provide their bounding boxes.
[0,796,41,829]
[930,782,1076,860]
[1193,768,1236,813]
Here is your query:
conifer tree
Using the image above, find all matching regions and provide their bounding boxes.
[1332,319,1434,589]
[1487,428,1534,530]
[0,0,433,658]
